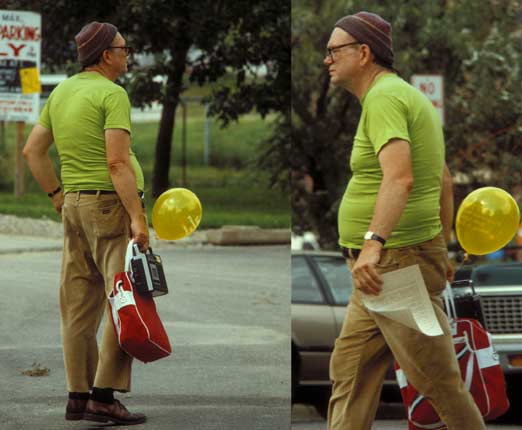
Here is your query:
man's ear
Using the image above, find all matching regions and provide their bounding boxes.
[359,44,373,66]
[101,49,111,64]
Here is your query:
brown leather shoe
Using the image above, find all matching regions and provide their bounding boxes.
[83,399,146,425]
[65,398,87,420]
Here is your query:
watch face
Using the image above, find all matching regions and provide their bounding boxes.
[364,231,373,240]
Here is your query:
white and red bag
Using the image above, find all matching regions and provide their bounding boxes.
[108,240,172,363]
[395,284,509,429]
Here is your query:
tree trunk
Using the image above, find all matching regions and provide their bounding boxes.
[152,43,191,198]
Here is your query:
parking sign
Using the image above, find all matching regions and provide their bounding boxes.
[0,10,42,122]
[411,74,444,126]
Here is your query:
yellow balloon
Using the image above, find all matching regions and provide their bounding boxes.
[456,187,520,255]
[152,188,202,240]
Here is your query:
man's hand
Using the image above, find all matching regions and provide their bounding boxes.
[351,241,383,295]
[51,192,64,214]
[131,214,149,252]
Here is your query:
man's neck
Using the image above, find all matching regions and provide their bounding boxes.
[83,65,117,82]
[350,67,390,102]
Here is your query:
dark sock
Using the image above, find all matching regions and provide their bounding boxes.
[91,387,115,404]
[68,392,90,400]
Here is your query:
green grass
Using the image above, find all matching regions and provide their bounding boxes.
[0,113,288,228]
[0,183,289,229]
[132,112,276,171]
[0,193,58,220]
[0,111,275,170]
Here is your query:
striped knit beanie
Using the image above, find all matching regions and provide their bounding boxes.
[335,12,394,68]
[75,22,118,67]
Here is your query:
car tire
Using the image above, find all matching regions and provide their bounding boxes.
[505,374,522,420]
[311,388,331,420]
[291,343,299,403]
[492,374,522,423]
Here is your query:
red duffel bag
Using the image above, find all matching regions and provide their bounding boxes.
[394,285,509,430]
[108,241,172,363]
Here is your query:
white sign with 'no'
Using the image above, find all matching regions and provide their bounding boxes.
[411,74,444,126]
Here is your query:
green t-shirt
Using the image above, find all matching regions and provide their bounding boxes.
[39,71,144,193]
[338,73,444,249]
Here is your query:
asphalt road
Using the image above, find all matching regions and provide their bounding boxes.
[0,245,290,430]
[291,403,522,429]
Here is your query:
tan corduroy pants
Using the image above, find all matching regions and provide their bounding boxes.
[327,233,485,430]
[60,192,133,393]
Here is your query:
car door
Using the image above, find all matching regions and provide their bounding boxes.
[312,255,399,388]
[311,255,352,335]
[291,254,337,384]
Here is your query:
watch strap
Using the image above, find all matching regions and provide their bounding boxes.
[47,185,62,198]
[364,231,386,245]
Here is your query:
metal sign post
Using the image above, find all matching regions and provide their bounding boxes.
[15,121,24,197]
[180,98,187,187]
[204,102,210,165]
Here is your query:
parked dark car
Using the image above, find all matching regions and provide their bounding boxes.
[292,252,522,418]
[291,250,398,417]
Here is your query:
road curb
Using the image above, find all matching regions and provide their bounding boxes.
[0,246,63,255]
[206,227,290,246]
[0,224,290,254]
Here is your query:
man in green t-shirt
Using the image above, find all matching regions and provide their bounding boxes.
[323,12,485,430]
[23,22,147,425]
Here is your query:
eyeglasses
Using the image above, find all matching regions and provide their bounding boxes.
[108,46,133,56]
[325,42,360,62]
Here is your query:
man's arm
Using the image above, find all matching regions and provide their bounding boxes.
[105,129,149,250]
[440,163,454,244]
[351,139,414,295]
[22,124,63,213]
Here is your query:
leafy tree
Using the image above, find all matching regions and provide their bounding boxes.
[3,0,290,196]
[292,0,522,248]
[118,0,290,196]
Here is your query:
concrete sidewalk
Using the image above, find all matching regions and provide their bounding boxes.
[0,215,290,254]
[0,234,63,254]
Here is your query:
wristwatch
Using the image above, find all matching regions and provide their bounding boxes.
[47,185,62,198]
[364,231,386,245]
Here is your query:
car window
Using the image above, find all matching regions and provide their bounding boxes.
[314,256,352,305]
[454,267,473,282]
[472,264,522,286]
[292,256,324,304]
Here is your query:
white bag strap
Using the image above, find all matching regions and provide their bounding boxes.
[459,331,475,391]
[107,242,135,300]
[409,417,446,430]
[124,239,135,273]
[443,282,458,321]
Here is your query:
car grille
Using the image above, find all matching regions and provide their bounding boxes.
[482,295,522,334]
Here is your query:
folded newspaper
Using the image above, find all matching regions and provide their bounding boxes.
[361,264,443,336]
